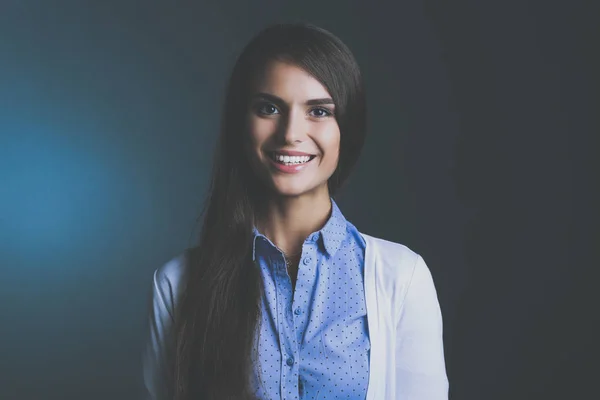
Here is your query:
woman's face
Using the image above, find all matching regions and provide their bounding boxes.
[245,60,341,199]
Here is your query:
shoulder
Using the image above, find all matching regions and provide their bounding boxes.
[359,232,439,321]
[154,248,193,291]
[152,247,199,317]
[359,231,424,296]
[360,231,421,268]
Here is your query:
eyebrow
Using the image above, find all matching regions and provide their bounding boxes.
[252,92,335,106]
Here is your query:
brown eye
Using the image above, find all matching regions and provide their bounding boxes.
[309,107,333,118]
[256,103,280,115]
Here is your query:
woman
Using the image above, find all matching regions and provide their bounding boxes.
[143,23,448,400]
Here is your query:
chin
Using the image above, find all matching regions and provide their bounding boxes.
[268,178,329,199]
[269,183,310,197]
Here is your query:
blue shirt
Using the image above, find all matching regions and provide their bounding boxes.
[250,199,370,400]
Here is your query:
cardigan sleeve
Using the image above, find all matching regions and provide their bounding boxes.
[395,254,449,399]
[142,269,176,400]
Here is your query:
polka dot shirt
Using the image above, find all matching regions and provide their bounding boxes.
[250,199,370,399]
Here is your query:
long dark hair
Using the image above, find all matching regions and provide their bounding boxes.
[174,22,367,399]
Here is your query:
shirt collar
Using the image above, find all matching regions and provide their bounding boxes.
[319,198,348,257]
[251,197,348,261]
[251,227,258,262]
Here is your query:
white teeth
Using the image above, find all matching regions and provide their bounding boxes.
[273,153,312,165]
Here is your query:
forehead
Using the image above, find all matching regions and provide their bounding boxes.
[253,60,332,101]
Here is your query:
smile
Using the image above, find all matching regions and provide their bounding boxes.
[267,151,317,174]
[269,152,316,165]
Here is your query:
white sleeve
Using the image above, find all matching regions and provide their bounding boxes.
[395,255,449,399]
[142,269,175,400]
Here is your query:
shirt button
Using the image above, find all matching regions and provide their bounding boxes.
[286,356,294,366]
[294,307,301,315]
[302,257,310,265]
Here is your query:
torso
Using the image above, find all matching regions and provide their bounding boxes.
[251,206,370,399]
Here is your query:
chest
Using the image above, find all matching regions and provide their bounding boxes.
[252,242,370,399]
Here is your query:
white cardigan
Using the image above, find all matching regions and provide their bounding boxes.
[143,233,449,399]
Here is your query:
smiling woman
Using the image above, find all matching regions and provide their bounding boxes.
[142,22,448,400]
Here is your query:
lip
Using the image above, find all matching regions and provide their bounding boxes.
[267,154,316,174]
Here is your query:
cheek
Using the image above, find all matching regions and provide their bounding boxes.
[248,116,276,146]
[318,126,341,164]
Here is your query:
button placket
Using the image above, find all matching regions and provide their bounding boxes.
[273,251,296,398]
[292,245,312,339]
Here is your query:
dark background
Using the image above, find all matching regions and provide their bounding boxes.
[1,1,597,399]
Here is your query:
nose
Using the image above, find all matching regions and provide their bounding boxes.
[278,108,307,144]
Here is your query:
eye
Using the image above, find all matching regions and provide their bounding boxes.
[256,102,280,116]
[309,107,334,118]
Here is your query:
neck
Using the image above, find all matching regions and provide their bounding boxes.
[255,188,332,256]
